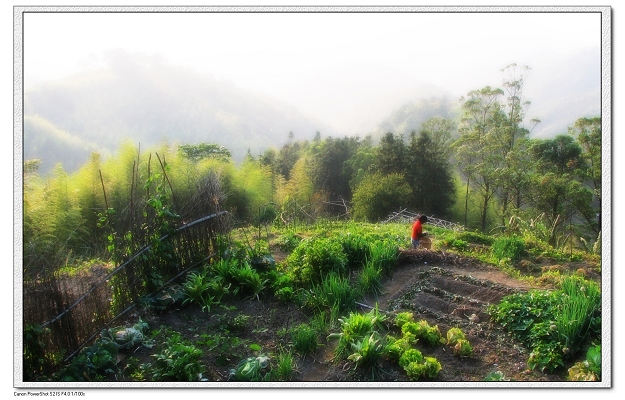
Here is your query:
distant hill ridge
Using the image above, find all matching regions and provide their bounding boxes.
[23,49,601,175]
[23,52,331,174]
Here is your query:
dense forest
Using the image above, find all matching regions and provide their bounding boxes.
[22,63,602,280]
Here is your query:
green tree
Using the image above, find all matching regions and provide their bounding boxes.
[406,129,455,217]
[371,132,406,175]
[496,64,540,222]
[345,136,375,190]
[453,86,506,231]
[309,136,360,201]
[275,132,303,180]
[276,156,314,207]
[569,116,601,234]
[351,173,412,222]
[528,135,592,246]
[178,143,231,163]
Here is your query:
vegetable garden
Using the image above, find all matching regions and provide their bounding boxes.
[22,220,603,386]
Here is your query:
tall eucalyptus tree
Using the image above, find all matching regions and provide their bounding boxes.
[452,86,505,231]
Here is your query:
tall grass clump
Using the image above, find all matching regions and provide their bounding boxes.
[367,239,399,277]
[554,275,601,353]
[285,237,347,284]
[290,323,319,357]
[305,272,358,316]
[357,263,384,298]
[271,349,296,381]
[336,232,372,270]
[492,235,526,262]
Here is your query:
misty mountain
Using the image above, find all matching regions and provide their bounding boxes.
[370,49,602,142]
[371,96,461,139]
[23,51,334,174]
[22,49,601,176]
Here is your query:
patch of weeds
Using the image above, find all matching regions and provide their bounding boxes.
[492,235,526,262]
[228,314,251,332]
[196,332,246,366]
[285,237,348,284]
[275,232,302,252]
[270,349,296,381]
[306,272,358,315]
[290,323,319,357]
[457,231,494,246]
[357,262,384,298]
[143,331,206,381]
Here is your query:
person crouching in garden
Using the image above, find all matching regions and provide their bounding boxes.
[411,215,428,249]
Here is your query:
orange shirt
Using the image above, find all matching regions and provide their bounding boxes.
[411,220,423,240]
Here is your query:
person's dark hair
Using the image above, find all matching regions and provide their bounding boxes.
[419,215,428,223]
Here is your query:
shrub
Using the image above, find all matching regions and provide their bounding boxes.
[275,232,302,252]
[285,237,347,284]
[145,333,205,381]
[492,235,525,262]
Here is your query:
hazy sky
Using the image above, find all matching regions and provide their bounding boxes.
[21,6,605,135]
